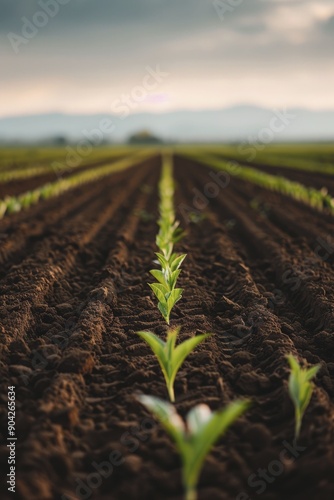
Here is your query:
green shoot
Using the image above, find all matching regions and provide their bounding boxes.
[138,395,249,500]
[137,327,209,402]
[150,154,187,323]
[287,354,320,442]
[149,252,187,324]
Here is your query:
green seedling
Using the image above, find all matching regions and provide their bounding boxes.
[136,327,209,402]
[287,354,320,442]
[150,154,187,322]
[5,197,21,214]
[150,252,186,324]
[138,395,249,500]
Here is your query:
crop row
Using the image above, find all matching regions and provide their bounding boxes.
[0,146,137,181]
[177,144,334,173]
[0,165,53,182]
[0,150,152,219]
[183,152,334,214]
[0,145,133,167]
[129,154,319,500]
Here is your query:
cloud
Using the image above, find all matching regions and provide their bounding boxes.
[0,0,333,116]
[318,14,334,33]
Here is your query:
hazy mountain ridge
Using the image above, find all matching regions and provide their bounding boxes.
[1,106,333,143]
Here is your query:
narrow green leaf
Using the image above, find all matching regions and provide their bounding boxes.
[169,269,181,289]
[166,327,181,371]
[172,227,186,243]
[186,404,212,436]
[287,354,300,372]
[286,354,319,442]
[138,395,249,499]
[136,331,165,356]
[170,254,187,272]
[305,365,320,381]
[138,395,185,446]
[149,283,168,303]
[171,334,210,384]
[158,301,169,322]
[183,400,249,490]
[136,331,169,385]
[167,288,183,312]
[150,269,168,286]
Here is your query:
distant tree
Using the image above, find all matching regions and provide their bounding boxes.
[128,130,163,145]
[53,136,68,146]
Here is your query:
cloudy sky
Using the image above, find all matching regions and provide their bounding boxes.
[1,0,334,118]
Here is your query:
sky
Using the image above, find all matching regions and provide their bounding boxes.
[1,0,334,118]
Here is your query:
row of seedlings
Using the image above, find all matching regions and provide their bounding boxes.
[135,153,249,500]
[133,153,321,499]
[183,151,334,213]
[0,151,152,219]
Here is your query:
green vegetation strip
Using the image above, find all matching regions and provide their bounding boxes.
[0,150,153,219]
[222,150,334,176]
[0,147,139,180]
[0,166,53,182]
[182,152,334,214]
[175,144,334,175]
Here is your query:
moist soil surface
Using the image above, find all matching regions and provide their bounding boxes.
[0,156,334,500]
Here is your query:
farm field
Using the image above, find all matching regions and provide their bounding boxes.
[0,145,334,500]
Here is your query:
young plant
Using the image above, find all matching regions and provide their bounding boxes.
[150,154,187,323]
[138,395,249,500]
[287,354,320,442]
[136,327,209,402]
[150,251,187,324]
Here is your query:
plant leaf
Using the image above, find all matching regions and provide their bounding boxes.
[167,288,183,312]
[155,252,169,268]
[158,301,169,322]
[183,400,249,490]
[138,395,185,446]
[171,334,210,385]
[287,354,300,372]
[136,331,168,383]
[170,254,187,272]
[150,269,168,286]
[305,365,320,381]
[186,405,212,435]
[149,283,168,303]
[169,269,181,289]
[286,354,319,441]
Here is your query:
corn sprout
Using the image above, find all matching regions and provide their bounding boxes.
[287,354,320,442]
[138,395,249,500]
[150,154,186,323]
[136,327,209,402]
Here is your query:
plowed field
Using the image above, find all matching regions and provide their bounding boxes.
[0,154,333,500]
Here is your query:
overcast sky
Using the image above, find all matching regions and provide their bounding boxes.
[1,0,334,117]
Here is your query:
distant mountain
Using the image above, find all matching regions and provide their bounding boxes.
[0,106,333,143]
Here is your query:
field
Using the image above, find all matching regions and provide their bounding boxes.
[1,145,334,500]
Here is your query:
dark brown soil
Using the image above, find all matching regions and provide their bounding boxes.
[0,155,334,500]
